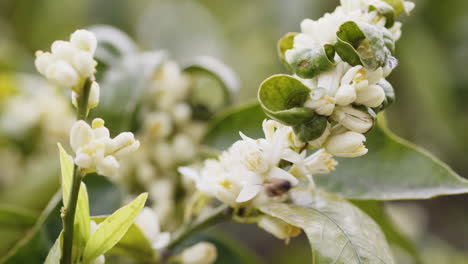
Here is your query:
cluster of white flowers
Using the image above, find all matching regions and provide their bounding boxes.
[35,29,101,109]
[34,29,140,178]
[35,30,97,92]
[281,0,414,155]
[0,76,75,142]
[179,120,339,207]
[117,61,208,227]
[70,118,140,177]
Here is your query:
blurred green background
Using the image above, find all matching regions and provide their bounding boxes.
[1,0,468,262]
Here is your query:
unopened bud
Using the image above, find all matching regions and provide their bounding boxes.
[181,242,217,264]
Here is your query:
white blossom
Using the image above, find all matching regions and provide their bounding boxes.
[180,242,217,264]
[69,118,139,176]
[35,29,97,91]
[332,106,374,133]
[257,215,301,242]
[135,207,171,250]
[325,131,368,157]
[289,149,338,179]
[70,29,98,54]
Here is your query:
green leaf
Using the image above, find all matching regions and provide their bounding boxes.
[287,45,335,79]
[82,193,148,263]
[278,32,298,58]
[0,205,36,228]
[382,0,405,15]
[58,144,90,248]
[292,114,328,142]
[183,56,239,112]
[369,1,396,28]
[335,21,393,70]
[91,216,156,262]
[258,74,314,126]
[258,190,394,264]
[314,119,468,200]
[44,233,62,264]
[203,101,266,150]
[352,201,423,264]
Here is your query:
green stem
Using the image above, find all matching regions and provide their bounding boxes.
[166,204,231,251]
[60,166,83,264]
[60,79,92,264]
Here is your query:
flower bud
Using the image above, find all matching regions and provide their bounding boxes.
[335,84,356,106]
[173,134,197,163]
[144,112,173,138]
[45,60,79,88]
[332,106,374,133]
[135,207,161,243]
[70,29,97,54]
[304,92,335,116]
[172,103,192,124]
[89,255,105,264]
[35,51,55,75]
[290,149,337,178]
[70,120,93,152]
[51,40,78,63]
[355,84,385,107]
[88,81,100,109]
[325,131,368,157]
[73,51,96,78]
[96,155,119,176]
[181,242,217,264]
[258,215,301,242]
[107,132,140,159]
[75,152,93,168]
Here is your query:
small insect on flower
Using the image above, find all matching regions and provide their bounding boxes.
[264,178,293,197]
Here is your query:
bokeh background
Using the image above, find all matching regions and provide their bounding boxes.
[1,0,467,263]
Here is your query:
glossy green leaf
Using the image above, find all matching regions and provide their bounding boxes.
[292,114,328,142]
[82,193,148,263]
[58,144,90,249]
[287,45,335,79]
[314,119,468,200]
[44,233,62,264]
[92,216,156,262]
[183,56,239,110]
[335,21,393,70]
[258,190,394,264]
[352,201,423,264]
[258,74,314,126]
[203,101,266,150]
